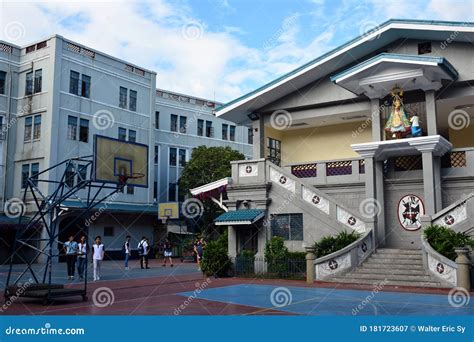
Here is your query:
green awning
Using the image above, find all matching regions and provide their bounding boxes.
[215,209,265,226]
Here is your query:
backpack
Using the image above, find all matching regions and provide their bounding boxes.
[138,241,145,255]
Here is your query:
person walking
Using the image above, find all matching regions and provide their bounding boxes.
[138,236,150,269]
[123,235,132,270]
[77,235,88,280]
[92,236,105,281]
[162,238,173,267]
[194,238,205,271]
[63,235,78,280]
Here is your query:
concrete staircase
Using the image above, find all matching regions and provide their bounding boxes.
[327,248,445,288]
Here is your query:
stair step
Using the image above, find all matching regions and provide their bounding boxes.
[328,277,442,288]
[362,258,421,266]
[354,268,428,276]
[373,253,422,260]
[345,273,433,282]
[376,249,422,255]
[359,263,425,271]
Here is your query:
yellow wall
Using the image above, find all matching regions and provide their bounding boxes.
[449,124,474,148]
[265,121,372,164]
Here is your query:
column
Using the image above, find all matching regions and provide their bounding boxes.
[374,160,386,247]
[364,157,381,246]
[252,115,265,159]
[421,151,437,215]
[370,98,382,141]
[425,90,438,136]
[228,226,237,258]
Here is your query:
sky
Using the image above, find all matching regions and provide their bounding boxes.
[0,0,473,103]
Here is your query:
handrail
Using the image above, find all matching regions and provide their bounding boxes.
[314,230,372,264]
[430,193,473,222]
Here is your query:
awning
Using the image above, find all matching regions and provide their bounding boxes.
[215,209,265,226]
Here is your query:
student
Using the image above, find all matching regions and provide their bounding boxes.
[162,238,173,267]
[63,235,78,280]
[92,236,105,281]
[77,235,88,280]
[194,238,205,271]
[138,236,150,269]
[123,235,131,270]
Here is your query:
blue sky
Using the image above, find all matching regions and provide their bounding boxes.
[0,0,473,102]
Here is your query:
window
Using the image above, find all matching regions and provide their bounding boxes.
[69,71,79,95]
[170,114,178,132]
[178,149,186,167]
[179,116,187,134]
[248,128,253,144]
[153,181,158,201]
[25,71,33,95]
[67,116,78,140]
[222,124,228,140]
[205,121,213,138]
[129,90,137,111]
[34,69,42,93]
[128,129,136,142]
[119,87,127,108]
[81,74,91,98]
[169,147,177,166]
[31,163,39,186]
[65,164,75,188]
[155,111,160,129]
[78,164,88,188]
[168,183,176,201]
[0,71,6,95]
[104,226,114,237]
[33,115,41,140]
[21,164,30,188]
[418,42,432,55]
[0,116,4,140]
[197,119,204,136]
[24,117,32,141]
[230,125,236,141]
[267,137,281,166]
[118,127,127,141]
[79,119,89,142]
[271,214,303,241]
[154,145,159,164]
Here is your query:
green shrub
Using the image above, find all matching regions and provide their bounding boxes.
[424,225,474,261]
[313,230,361,258]
[264,236,289,277]
[201,230,231,277]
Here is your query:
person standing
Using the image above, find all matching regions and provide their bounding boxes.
[63,235,78,280]
[194,238,205,271]
[77,235,88,280]
[92,236,105,281]
[123,235,132,270]
[162,238,173,267]
[138,236,150,269]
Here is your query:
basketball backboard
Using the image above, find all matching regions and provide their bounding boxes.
[158,202,180,220]
[93,135,149,187]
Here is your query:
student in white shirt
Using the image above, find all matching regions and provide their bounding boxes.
[138,236,150,269]
[123,235,131,270]
[92,236,105,281]
[77,235,88,280]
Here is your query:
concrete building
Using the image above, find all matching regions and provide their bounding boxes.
[0,35,251,263]
[194,19,474,288]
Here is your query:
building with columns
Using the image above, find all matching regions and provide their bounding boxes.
[192,19,474,287]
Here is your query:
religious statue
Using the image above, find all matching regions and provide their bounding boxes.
[410,114,422,137]
[384,87,411,139]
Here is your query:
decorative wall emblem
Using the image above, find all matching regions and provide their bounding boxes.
[436,262,445,274]
[361,242,368,253]
[397,194,425,231]
[239,164,258,177]
[269,167,295,193]
[336,207,366,233]
[328,260,338,270]
[428,254,456,285]
[433,202,467,228]
[315,253,351,279]
[279,176,287,184]
[302,187,330,214]
[444,215,455,226]
[347,216,357,226]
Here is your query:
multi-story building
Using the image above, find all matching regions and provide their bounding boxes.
[0,35,251,263]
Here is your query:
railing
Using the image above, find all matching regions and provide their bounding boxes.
[420,235,458,287]
[231,256,306,280]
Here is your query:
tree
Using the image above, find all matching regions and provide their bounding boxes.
[179,146,245,235]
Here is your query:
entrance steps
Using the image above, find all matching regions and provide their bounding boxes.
[326,248,445,288]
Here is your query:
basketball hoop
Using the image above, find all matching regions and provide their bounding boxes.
[118,172,145,185]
